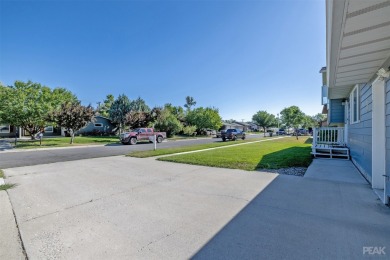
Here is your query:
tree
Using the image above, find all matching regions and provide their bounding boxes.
[0,80,77,139]
[312,113,327,127]
[97,94,115,117]
[125,111,148,129]
[129,97,150,112]
[280,106,305,139]
[108,94,131,134]
[164,103,185,123]
[50,102,95,144]
[185,107,223,133]
[153,108,183,137]
[184,96,196,111]
[252,111,277,136]
[302,115,317,129]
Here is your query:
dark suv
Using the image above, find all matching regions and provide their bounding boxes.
[221,129,246,141]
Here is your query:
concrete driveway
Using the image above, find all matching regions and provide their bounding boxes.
[4,157,390,259]
[4,156,277,259]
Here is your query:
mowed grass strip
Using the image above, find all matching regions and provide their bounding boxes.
[0,169,4,178]
[15,136,120,149]
[158,137,313,171]
[127,138,269,158]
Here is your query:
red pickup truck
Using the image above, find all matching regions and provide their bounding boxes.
[119,128,167,145]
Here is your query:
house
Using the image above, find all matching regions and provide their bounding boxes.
[234,122,250,132]
[0,124,61,138]
[220,122,246,132]
[73,115,116,136]
[317,0,390,204]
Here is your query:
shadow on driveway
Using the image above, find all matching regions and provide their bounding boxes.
[192,174,390,259]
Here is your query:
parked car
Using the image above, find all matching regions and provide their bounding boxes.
[298,128,308,135]
[276,129,286,135]
[221,129,246,141]
[119,128,166,145]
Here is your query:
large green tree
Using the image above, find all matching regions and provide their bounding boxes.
[153,108,183,137]
[129,97,150,112]
[312,113,327,127]
[0,80,77,139]
[97,94,115,117]
[164,103,185,123]
[50,102,95,144]
[185,107,222,133]
[252,111,277,136]
[108,94,131,134]
[184,96,196,111]
[280,106,305,139]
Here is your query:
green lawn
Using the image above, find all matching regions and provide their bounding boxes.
[0,169,4,178]
[158,137,313,171]
[14,136,120,149]
[127,137,271,158]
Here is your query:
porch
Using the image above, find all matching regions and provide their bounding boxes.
[311,127,349,159]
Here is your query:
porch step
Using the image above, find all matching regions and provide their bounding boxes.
[311,144,350,160]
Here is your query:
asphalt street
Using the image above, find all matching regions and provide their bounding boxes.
[0,134,263,169]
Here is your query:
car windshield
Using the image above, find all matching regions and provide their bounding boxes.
[226,129,237,133]
[132,128,140,132]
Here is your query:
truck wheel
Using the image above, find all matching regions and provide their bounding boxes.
[157,136,163,143]
[232,135,237,141]
[222,137,226,142]
[130,137,137,145]
[242,135,246,140]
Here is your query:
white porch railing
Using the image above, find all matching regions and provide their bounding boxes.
[312,127,345,147]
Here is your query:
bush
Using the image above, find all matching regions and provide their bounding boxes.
[182,125,197,136]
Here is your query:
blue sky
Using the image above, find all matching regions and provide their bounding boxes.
[0,0,325,121]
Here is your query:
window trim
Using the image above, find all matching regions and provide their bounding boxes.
[44,126,54,133]
[349,84,360,124]
[0,124,10,133]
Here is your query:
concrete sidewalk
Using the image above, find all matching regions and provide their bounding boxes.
[0,139,13,151]
[0,191,25,260]
[194,159,390,259]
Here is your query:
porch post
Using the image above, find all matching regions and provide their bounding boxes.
[372,76,386,190]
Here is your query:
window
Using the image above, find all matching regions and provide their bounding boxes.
[139,128,146,133]
[94,123,103,127]
[350,85,360,124]
[0,124,10,133]
[44,126,53,133]
[147,129,152,133]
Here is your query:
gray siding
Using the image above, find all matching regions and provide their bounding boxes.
[0,124,16,138]
[349,84,372,180]
[329,99,344,123]
[77,116,115,135]
[386,79,390,181]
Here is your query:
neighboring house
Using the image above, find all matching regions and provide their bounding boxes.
[248,122,259,131]
[318,0,390,204]
[0,124,17,138]
[234,122,250,132]
[220,122,246,132]
[0,124,60,138]
[74,115,116,136]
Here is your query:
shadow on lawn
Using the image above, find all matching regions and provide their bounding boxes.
[256,146,312,170]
